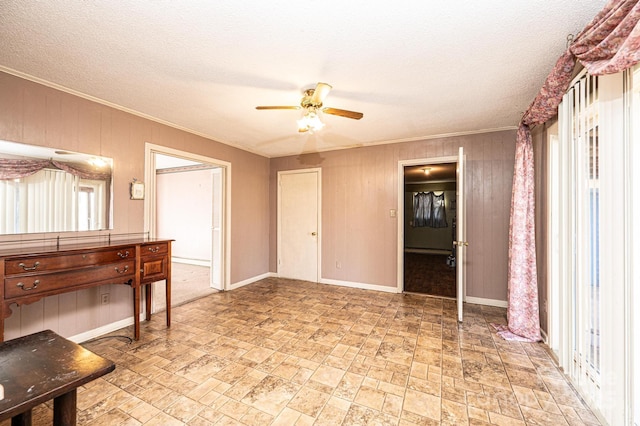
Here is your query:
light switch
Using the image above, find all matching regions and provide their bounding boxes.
[390,209,397,218]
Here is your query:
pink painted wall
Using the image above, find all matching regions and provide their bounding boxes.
[0,68,517,340]
[0,71,270,339]
[157,169,213,261]
[270,130,516,301]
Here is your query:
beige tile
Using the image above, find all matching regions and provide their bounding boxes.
[124,399,162,424]
[468,406,490,422]
[218,399,251,420]
[499,351,535,368]
[314,403,348,425]
[511,384,543,410]
[240,407,274,426]
[242,346,275,364]
[344,404,398,426]
[287,386,330,417]
[163,396,205,423]
[69,278,598,426]
[334,371,365,401]
[354,386,386,411]
[487,411,526,426]
[144,411,185,426]
[408,375,441,397]
[441,398,469,425]
[404,388,441,421]
[378,380,406,397]
[310,364,345,388]
[224,371,266,401]
[520,405,569,425]
[271,407,302,426]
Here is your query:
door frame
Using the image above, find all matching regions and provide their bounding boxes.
[144,143,231,291]
[396,156,464,300]
[277,168,322,281]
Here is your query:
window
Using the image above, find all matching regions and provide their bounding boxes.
[551,68,635,424]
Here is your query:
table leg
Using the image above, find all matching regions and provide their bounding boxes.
[145,284,152,322]
[53,389,76,426]
[133,286,140,341]
[166,278,171,328]
[0,307,5,343]
[11,409,32,426]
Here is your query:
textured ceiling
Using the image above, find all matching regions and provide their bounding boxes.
[0,1,605,158]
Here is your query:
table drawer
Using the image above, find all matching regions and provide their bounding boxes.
[4,247,136,276]
[140,242,169,258]
[141,256,169,283]
[4,260,135,299]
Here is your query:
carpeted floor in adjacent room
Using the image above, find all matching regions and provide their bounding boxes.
[404,252,456,298]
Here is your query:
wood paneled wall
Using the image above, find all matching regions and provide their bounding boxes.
[270,130,517,302]
[0,71,270,340]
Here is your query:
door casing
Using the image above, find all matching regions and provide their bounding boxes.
[397,155,466,319]
[144,143,231,292]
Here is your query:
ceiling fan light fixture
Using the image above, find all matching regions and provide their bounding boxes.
[256,82,362,134]
[297,109,324,133]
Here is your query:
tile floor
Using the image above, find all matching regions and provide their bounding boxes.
[6,278,601,425]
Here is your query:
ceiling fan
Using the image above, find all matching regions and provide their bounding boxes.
[256,82,363,133]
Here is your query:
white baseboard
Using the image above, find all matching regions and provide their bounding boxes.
[172,257,210,267]
[319,278,400,293]
[68,316,137,344]
[229,272,276,291]
[465,296,508,308]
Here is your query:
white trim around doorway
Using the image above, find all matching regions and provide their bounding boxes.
[397,156,459,294]
[144,143,232,291]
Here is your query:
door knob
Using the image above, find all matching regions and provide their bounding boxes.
[311,232,317,236]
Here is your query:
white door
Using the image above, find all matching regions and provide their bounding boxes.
[456,146,467,322]
[278,170,320,282]
[210,168,224,291]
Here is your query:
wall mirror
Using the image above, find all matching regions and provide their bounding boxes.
[0,140,113,235]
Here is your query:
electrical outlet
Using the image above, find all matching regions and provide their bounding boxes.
[101,293,110,305]
[336,261,342,269]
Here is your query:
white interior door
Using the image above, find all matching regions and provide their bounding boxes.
[456,146,467,322]
[210,168,223,290]
[278,170,320,282]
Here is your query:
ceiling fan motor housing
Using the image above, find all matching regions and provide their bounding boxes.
[301,89,321,109]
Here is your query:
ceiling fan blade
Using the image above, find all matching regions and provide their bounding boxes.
[322,107,363,120]
[310,83,332,105]
[256,106,300,110]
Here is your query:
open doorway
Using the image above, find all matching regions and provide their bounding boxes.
[401,162,458,298]
[144,143,230,314]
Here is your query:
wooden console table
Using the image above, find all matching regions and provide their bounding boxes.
[0,329,115,425]
[0,238,173,342]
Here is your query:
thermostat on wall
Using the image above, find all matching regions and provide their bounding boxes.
[130,180,145,200]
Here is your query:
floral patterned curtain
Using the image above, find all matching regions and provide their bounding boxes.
[0,158,111,181]
[503,0,640,342]
[0,158,50,179]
